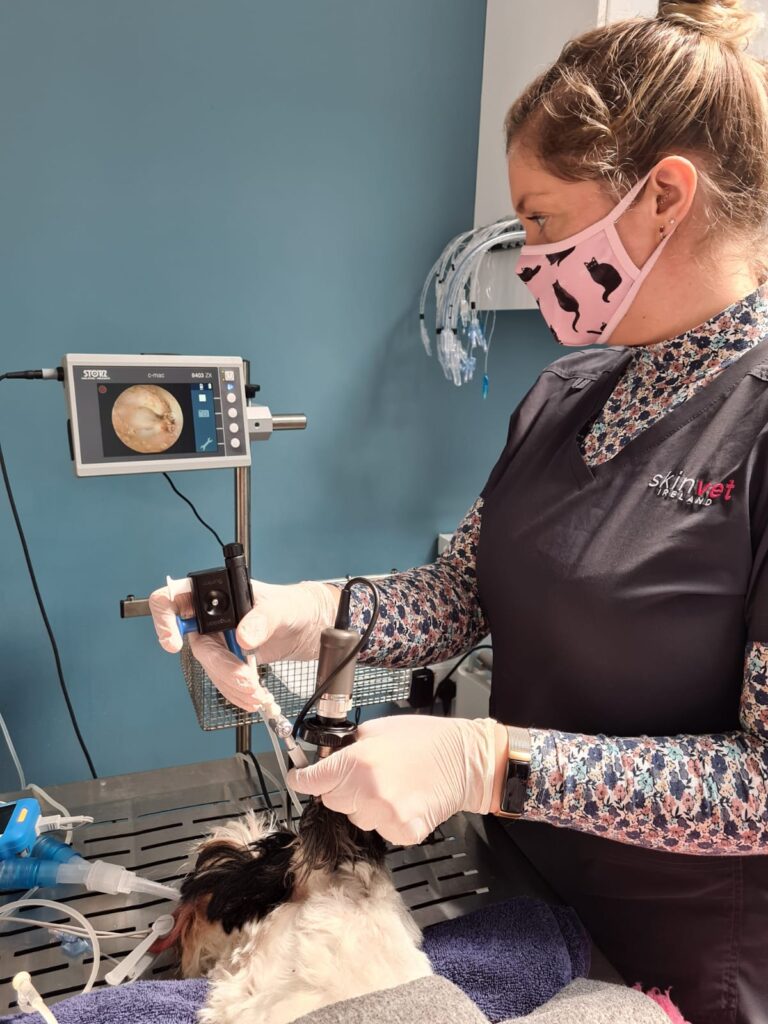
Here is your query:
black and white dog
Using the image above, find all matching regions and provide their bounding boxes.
[155,799,432,1024]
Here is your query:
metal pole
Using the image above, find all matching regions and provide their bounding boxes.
[235,359,252,754]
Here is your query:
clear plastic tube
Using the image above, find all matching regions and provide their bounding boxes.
[1,915,151,941]
[419,217,524,387]
[27,784,74,844]
[441,226,525,334]
[0,709,26,789]
[54,859,179,900]
[419,225,478,354]
[437,218,519,330]
[0,850,179,900]
[0,899,101,994]
[265,725,303,818]
[12,972,59,1024]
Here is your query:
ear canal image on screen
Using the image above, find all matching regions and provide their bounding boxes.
[111,385,184,454]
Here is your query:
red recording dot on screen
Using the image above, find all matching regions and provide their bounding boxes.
[98,385,107,393]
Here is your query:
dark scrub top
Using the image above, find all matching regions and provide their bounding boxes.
[477,339,768,1024]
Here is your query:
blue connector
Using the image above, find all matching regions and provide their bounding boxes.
[176,616,244,659]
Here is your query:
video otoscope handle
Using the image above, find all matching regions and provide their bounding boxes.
[224,542,254,621]
[176,543,254,661]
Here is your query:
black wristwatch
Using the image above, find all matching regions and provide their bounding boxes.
[495,726,532,819]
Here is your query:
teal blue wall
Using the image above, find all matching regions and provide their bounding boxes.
[0,1,559,789]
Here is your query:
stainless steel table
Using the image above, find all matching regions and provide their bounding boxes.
[0,756,619,1014]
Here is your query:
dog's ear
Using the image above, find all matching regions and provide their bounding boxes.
[180,831,297,934]
[150,901,198,955]
[295,798,386,878]
[150,898,229,977]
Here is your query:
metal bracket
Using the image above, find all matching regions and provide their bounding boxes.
[120,596,151,619]
[247,406,307,442]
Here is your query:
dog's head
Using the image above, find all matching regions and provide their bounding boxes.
[154,799,386,976]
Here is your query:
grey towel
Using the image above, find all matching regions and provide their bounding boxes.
[521,979,671,1023]
[293,975,487,1024]
[295,976,672,1024]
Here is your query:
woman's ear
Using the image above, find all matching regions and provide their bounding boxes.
[648,156,698,234]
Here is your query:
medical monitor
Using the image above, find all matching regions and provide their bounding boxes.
[63,354,251,477]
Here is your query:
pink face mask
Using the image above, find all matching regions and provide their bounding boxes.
[515,171,677,347]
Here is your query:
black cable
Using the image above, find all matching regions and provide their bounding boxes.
[162,473,225,547]
[245,750,274,811]
[292,578,380,740]
[0,369,62,382]
[0,440,98,778]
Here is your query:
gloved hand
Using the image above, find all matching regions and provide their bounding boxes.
[287,715,507,845]
[148,579,340,711]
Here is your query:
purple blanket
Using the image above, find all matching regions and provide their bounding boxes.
[2,898,589,1022]
[0,979,207,1024]
[422,897,591,1022]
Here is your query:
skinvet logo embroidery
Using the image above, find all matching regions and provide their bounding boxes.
[648,470,736,507]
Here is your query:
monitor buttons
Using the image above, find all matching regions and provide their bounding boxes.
[228,407,237,419]
[226,392,237,403]
[229,423,239,433]
[230,437,241,449]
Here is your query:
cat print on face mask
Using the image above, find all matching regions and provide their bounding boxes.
[517,264,541,283]
[585,257,622,302]
[553,280,581,330]
[546,247,575,266]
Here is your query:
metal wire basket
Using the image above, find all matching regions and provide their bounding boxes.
[180,639,412,731]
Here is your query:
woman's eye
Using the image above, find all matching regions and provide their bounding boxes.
[527,216,547,229]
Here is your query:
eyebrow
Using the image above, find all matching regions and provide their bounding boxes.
[514,192,551,216]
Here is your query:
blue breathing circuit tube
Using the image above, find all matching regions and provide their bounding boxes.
[0,799,178,899]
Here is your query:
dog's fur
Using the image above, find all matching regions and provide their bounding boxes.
[156,800,432,1024]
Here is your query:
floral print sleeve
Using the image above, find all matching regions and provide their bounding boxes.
[523,641,768,855]
[349,499,488,668]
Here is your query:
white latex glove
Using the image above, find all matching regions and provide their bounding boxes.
[148,579,339,711]
[287,715,503,845]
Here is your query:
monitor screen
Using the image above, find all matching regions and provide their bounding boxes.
[63,355,251,476]
[0,803,16,836]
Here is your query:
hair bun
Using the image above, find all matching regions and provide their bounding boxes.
[657,0,764,48]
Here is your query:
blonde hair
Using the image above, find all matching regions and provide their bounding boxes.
[505,0,768,276]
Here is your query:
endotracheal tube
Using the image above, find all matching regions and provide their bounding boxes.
[419,217,524,390]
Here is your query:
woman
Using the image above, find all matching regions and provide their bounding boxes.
[151,2,768,1019]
